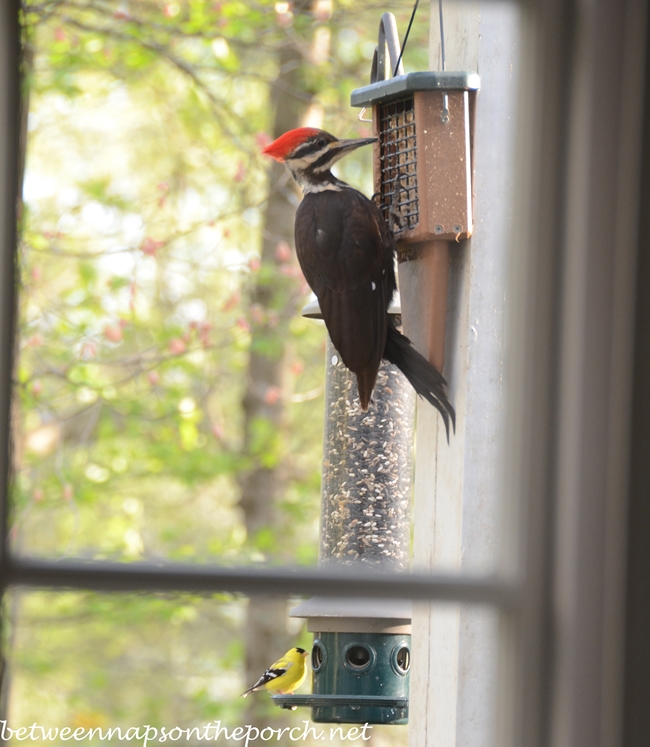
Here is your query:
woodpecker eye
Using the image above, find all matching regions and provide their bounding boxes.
[316,138,327,148]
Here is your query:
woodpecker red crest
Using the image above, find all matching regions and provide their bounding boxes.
[261,128,455,438]
[263,128,321,161]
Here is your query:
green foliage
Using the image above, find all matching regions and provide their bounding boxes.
[10,0,423,740]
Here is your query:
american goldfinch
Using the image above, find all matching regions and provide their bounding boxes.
[241,647,309,697]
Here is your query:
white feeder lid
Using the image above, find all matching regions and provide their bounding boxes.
[290,596,412,634]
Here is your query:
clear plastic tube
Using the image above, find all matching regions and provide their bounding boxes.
[319,336,415,570]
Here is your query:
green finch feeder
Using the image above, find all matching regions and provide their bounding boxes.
[275,597,411,725]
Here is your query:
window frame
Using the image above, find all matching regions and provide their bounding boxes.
[1,1,649,746]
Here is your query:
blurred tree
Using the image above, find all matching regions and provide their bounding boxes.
[239,0,330,727]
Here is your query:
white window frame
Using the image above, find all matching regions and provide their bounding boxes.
[1,1,649,746]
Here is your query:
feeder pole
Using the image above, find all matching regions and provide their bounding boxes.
[405,4,516,747]
[401,5,477,745]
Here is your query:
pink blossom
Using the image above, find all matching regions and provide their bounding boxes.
[277,11,293,27]
[103,324,123,343]
[233,161,247,182]
[248,257,261,272]
[250,304,265,324]
[169,338,186,355]
[199,322,212,346]
[279,264,302,278]
[81,341,97,359]
[255,132,273,150]
[274,241,292,263]
[222,291,240,312]
[264,386,282,405]
[141,237,164,256]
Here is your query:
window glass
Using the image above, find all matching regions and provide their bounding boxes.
[14,1,430,563]
[4,589,443,747]
[14,1,521,580]
[6,590,500,746]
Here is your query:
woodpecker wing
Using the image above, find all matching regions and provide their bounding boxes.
[295,189,396,378]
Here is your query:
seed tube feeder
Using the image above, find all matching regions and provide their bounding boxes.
[271,299,413,723]
[301,296,414,572]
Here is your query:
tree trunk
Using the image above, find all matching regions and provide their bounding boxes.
[239,2,330,726]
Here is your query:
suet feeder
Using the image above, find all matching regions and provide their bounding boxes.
[351,15,479,246]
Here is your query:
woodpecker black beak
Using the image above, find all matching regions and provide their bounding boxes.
[324,136,376,169]
[331,137,377,155]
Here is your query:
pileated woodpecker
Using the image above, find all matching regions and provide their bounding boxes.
[263,127,455,438]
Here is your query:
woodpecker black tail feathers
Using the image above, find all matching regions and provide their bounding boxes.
[383,325,456,442]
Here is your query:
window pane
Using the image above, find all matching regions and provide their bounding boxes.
[13,1,522,581]
[5,590,502,746]
[6,590,421,747]
[14,1,423,564]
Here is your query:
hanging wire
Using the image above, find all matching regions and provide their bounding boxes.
[393,0,420,77]
[438,0,450,124]
[438,0,446,71]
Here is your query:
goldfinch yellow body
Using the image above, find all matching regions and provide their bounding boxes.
[241,647,309,697]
